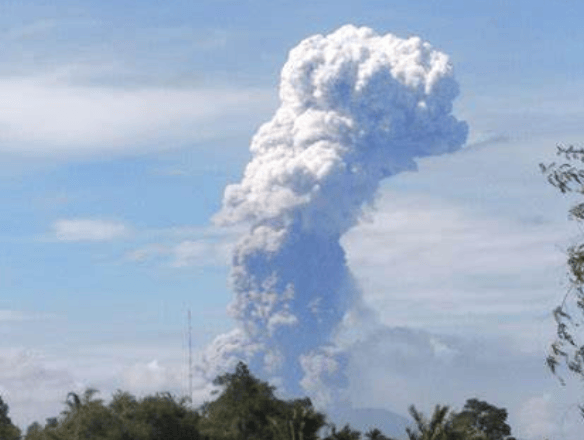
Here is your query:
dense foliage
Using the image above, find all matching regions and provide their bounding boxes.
[403,399,515,440]
[22,388,200,440]
[0,395,21,440]
[0,362,516,440]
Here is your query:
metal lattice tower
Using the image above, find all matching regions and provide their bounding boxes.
[188,308,193,402]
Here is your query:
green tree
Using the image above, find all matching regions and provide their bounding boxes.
[24,421,43,440]
[0,396,21,440]
[131,392,201,440]
[540,145,584,387]
[200,361,327,440]
[59,389,117,440]
[29,388,202,440]
[45,417,58,428]
[268,397,327,440]
[107,390,150,440]
[322,423,361,440]
[364,428,396,440]
[450,399,515,440]
[200,361,287,440]
[405,405,460,440]
[201,362,277,440]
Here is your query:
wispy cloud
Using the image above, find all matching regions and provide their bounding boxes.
[0,310,53,322]
[2,19,58,41]
[170,239,232,268]
[0,75,273,158]
[343,190,570,351]
[458,81,584,142]
[124,224,242,268]
[52,219,129,242]
[139,26,230,51]
[125,244,170,263]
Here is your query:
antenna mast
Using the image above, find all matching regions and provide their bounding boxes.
[188,307,193,402]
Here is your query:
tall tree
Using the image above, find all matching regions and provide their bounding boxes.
[200,361,327,440]
[450,399,515,440]
[29,389,202,440]
[199,361,283,440]
[59,388,116,440]
[404,404,498,440]
[23,421,43,440]
[0,396,21,440]
[405,405,454,440]
[540,144,584,388]
[132,392,201,440]
[268,397,327,440]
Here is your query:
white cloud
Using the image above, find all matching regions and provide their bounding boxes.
[125,243,170,263]
[52,219,129,242]
[343,190,570,351]
[517,393,584,440]
[125,225,240,268]
[170,239,232,268]
[0,344,197,430]
[0,311,53,322]
[2,19,58,41]
[0,75,273,158]
[336,324,584,440]
[0,349,79,429]
[141,26,230,51]
[171,241,214,267]
[121,360,181,393]
[517,394,556,440]
[458,81,584,142]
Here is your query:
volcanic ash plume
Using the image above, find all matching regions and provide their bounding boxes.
[199,25,468,402]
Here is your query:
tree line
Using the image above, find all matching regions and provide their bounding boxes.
[0,361,516,440]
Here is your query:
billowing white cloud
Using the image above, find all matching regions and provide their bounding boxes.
[52,219,129,242]
[203,23,468,405]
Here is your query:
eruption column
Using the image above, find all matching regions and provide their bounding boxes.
[202,25,468,402]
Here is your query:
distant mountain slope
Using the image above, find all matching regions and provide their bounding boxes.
[328,406,411,440]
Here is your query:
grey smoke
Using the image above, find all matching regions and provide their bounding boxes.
[199,24,468,405]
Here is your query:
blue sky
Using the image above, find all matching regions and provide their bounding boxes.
[1,1,584,439]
